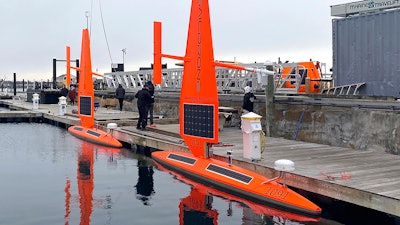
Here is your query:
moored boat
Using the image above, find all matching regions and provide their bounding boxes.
[68,125,122,148]
[151,0,321,217]
[66,29,122,148]
[152,150,321,217]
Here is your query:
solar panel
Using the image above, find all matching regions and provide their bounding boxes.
[206,164,253,184]
[168,153,196,165]
[79,96,92,116]
[73,127,83,131]
[183,104,214,139]
[86,129,101,137]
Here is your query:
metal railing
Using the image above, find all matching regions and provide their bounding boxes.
[104,63,268,93]
[103,62,334,94]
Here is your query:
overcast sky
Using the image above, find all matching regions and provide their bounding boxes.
[0,0,350,81]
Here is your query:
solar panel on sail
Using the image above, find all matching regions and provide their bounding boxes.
[79,96,92,116]
[183,104,214,139]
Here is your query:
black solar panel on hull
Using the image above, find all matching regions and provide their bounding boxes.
[183,104,214,139]
[168,153,196,165]
[207,164,252,184]
[86,129,101,137]
[80,96,92,116]
[73,127,83,131]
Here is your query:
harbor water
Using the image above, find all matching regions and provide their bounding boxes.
[0,123,399,225]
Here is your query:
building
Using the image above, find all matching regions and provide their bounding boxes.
[331,0,400,97]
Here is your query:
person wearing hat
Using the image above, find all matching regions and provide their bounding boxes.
[135,84,152,130]
[242,85,256,114]
[115,84,126,111]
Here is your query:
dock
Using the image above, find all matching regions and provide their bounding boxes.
[1,97,399,216]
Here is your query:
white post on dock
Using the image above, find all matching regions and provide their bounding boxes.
[58,96,67,116]
[32,93,39,110]
[241,112,263,161]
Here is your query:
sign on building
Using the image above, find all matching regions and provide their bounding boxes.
[331,0,400,17]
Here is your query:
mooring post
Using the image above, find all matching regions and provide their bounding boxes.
[13,73,16,96]
[53,58,57,89]
[265,74,274,137]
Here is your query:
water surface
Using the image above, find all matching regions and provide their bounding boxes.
[0,123,398,225]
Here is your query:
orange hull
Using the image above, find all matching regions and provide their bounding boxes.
[68,125,122,148]
[152,150,321,217]
[154,160,320,222]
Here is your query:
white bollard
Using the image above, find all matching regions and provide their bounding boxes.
[241,112,263,161]
[58,96,67,115]
[32,93,39,110]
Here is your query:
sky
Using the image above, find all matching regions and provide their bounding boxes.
[0,0,351,81]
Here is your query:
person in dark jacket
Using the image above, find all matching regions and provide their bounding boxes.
[242,86,256,114]
[115,84,126,111]
[146,80,156,127]
[135,85,152,130]
[60,84,68,97]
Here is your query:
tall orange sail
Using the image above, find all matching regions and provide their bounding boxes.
[179,0,219,158]
[77,29,95,128]
[153,0,219,158]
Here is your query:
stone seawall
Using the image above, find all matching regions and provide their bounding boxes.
[272,103,400,155]
[95,91,400,155]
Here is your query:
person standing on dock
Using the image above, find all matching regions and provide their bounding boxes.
[146,80,156,128]
[68,85,77,105]
[242,85,256,114]
[135,85,152,130]
[60,84,68,97]
[115,84,126,111]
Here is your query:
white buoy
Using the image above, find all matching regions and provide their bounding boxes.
[107,123,118,136]
[107,123,118,129]
[274,159,295,172]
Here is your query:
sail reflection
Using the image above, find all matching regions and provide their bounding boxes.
[64,141,120,225]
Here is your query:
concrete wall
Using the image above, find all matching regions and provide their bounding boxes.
[272,103,400,155]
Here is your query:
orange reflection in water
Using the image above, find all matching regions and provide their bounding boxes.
[64,142,120,225]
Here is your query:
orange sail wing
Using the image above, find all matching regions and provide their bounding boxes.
[179,0,219,158]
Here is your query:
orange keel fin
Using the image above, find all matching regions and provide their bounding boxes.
[153,21,162,85]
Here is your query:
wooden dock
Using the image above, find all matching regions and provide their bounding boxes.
[1,98,399,216]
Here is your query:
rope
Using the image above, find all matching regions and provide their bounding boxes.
[98,0,113,64]
[89,0,93,36]
[260,130,266,154]
[294,108,306,140]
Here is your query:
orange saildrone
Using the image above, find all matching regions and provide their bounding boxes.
[151,0,321,218]
[67,29,122,148]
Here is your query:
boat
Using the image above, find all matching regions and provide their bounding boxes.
[279,61,324,94]
[66,29,122,148]
[154,160,320,222]
[151,0,321,217]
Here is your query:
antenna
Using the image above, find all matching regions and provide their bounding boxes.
[122,48,127,64]
[85,11,90,29]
